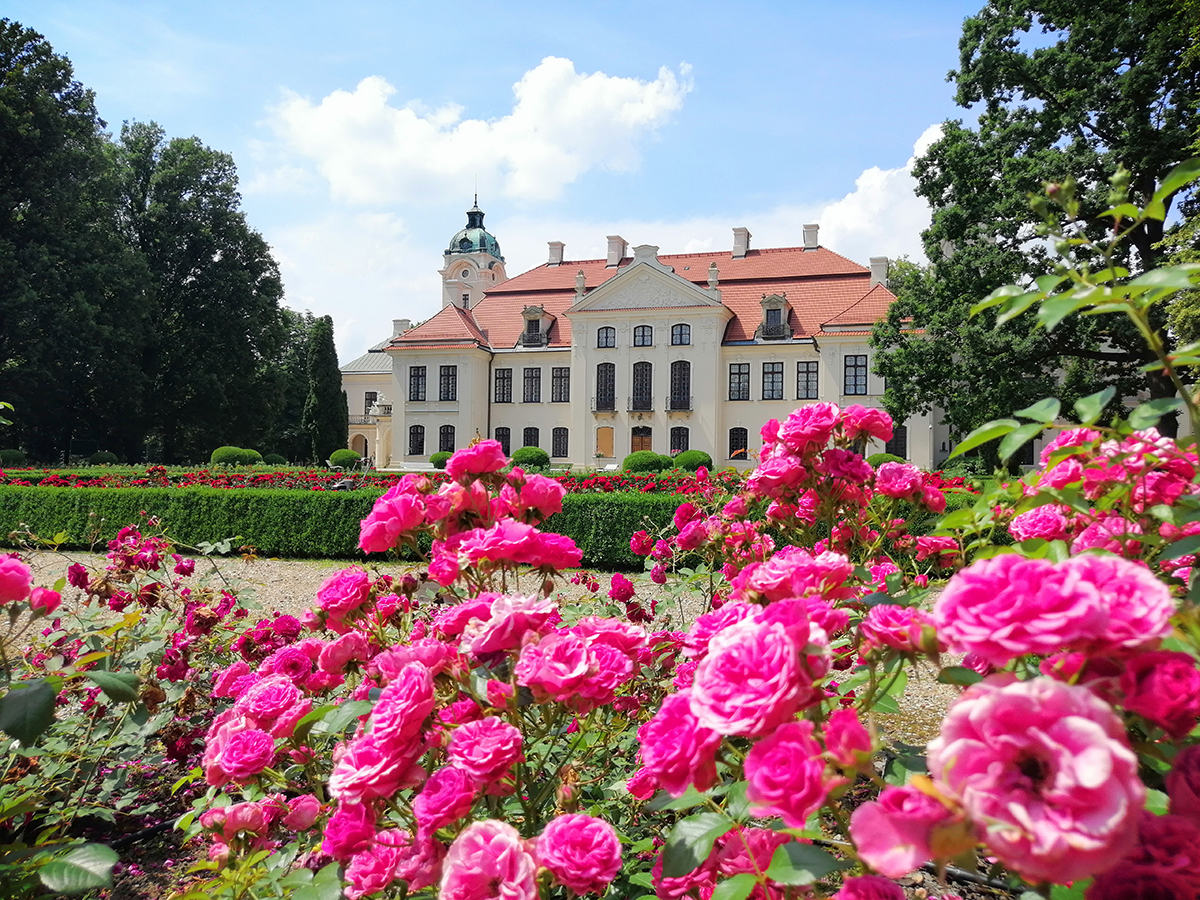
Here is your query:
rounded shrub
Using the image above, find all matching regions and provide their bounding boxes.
[88,451,119,465]
[623,450,667,473]
[329,448,360,469]
[0,448,26,467]
[430,451,453,470]
[511,446,550,469]
[242,448,263,465]
[867,452,905,468]
[262,453,287,466]
[210,446,245,466]
[673,449,713,472]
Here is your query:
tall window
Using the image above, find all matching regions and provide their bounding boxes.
[844,355,868,395]
[523,367,541,403]
[494,368,512,403]
[439,424,455,452]
[766,308,782,327]
[495,426,511,456]
[797,361,818,400]
[523,427,540,448]
[632,361,653,410]
[551,367,570,403]
[596,363,615,410]
[409,366,426,402]
[670,360,691,410]
[762,362,784,400]
[439,365,457,401]
[670,426,690,454]
[671,323,691,345]
[526,318,540,335]
[364,391,378,414]
[552,427,569,458]
[729,363,750,401]
[631,426,652,452]
[885,424,907,460]
[634,325,653,347]
[408,424,424,456]
[597,326,616,348]
[729,427,749,460]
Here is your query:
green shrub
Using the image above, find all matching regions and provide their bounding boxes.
[0,448,27,467]
[263,453,288,466]
[867,452,905,468]
[511,446,550,468]
[672,450,712,471]
[622,450,667,473]
[210,446,262,466]
[430,451,453,470]
[87,451,120,465]
[243,448,263,465]
[329,448,360,469]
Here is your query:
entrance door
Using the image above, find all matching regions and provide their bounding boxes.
[631,426,652,452]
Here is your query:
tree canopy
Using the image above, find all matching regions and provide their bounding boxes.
[873,0,1199,438]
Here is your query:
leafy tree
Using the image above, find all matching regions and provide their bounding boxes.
[301,315,348,464]
[874,0,1199,438]
[260,308,318,462]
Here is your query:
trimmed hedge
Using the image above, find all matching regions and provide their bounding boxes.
[430,451,452,470]
[88,451,119,465]
[211,446,263,466]
[329,449,360,469]
[263,453,288,466]
[0,449,26,467]
[622,450,667,473]
[0,486,685,567]
[867,453,905,468]
[512,447,549,468]
[674,450,713,472]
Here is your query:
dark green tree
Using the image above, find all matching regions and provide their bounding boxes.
[873,0,1199,438]
[260,308,318,462]
[301,315,348,464]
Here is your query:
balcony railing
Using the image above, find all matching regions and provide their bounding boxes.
[520,331,548,347]
[761,321,790,339]
[627,395,653,412]
[372,404,393,416]
[349,415,373,425]
[667,395,693,411]
[592,396,616,412]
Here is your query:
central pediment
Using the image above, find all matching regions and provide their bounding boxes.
[566,245,727,314]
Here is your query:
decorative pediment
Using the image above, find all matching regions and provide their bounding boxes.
[567,245,726,314]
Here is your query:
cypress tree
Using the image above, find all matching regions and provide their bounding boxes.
[301,315,349,464]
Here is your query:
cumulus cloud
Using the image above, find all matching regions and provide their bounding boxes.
[264,57,693,204]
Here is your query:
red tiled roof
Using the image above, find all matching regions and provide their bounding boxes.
[389,304,488,349]
[822,283,895,327]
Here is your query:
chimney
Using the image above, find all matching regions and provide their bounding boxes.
[547,241,565,266]
[802,223,819,249]
[606,235,627,267]
[732,227,751,259]
[869,256,889,288]
[393,318,411,335]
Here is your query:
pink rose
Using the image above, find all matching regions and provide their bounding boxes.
[630,531,653,555]
[371,661,435,745]
[215,728,275,783]
[1071,513,1143,556]
[921,484,947,513]
[282,794,321,831]
[779,402,840,453]
[322,802,377,862]
[394,830,446,891]
[1009,504,1072,542]
[1073,554,1175,654]
[0,555,31,604]
[359,490,425,553]
[445,440,508,481]
[29,587,61,615]
[817,448,873,483]
[824,708,872,769]
[514,631,590,703]
[714,827,790,878]
[874,461,922,499]
[319,631,371,674]
[834,876,905,900]
[446,717,524,785]
[1168,746,1200,826]
[744,721,836,827]
[635,690,723,797]
[1120,650,1200,738]
[849,785,957,877]
[842,404,893,442]
[440,820,537,900]
[746,454,808,498]
[461,594,557,656]
[1084,812,1200,900]
[234,674,310,738]
[928,676,1144,884]
[536,814,622,895]
[345,829,405,900]
[514,473,566,519]
[607,573,635,604]
[317,567,373,616]
[413,766,477,835]
[731,546,856,605]
[860,605,940,654]
[914,535,958,565]
[328,735,422,803]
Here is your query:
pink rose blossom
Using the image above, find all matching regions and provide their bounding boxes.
[714,827,791,879]
[445,440,508,480]
[359,490,425,553]
[440,820,537,900]
[446,717,524,785]
[371,662,435,745]
[214,728,275,783]
[0,555,31,604]
[635,690,723,797]
[573,616,647,656]
[928,676,1144,884]
[282,794,321,831]
[608,573,635,604]
[744,720,838,827]
[394,831,445,891]
[514,631,590,703]
[650,563,667,584]
[843,405,893,443]
[328,735,418,803]
[779,402,840,453]
[1119,650,1200,738]
[825,708,872,769]
[318,631,371,674]
[860,605,940,654]
[849,784,958,877]
[28,587,61,615]
[317,567,373,616]
[731,546,856,605]
[345,829,405,900]
[874,461,923,499]
[921,484,947,513]
[1084,812,1200,900]
[413,766,477,835]
[322,802,377,862]
[1167,746,1200,826]
[630,531,653,555]
[234,674,310,739]
[1009,505,1072,542]
[834,876,905,900]
[1072,513,1143,556]
[512,473,566,519]
[460,594,557,656]
[817,448,874,483]
[536,814,622,895]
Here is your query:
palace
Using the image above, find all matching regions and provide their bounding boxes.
[341,204,952,470]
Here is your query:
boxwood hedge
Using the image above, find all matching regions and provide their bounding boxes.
[0,486,683,567]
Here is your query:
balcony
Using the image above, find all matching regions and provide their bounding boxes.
[761,321,790,340]
[666,395,693,412]
[349,415,373,425]
[520,331,548,348]
[627,395,654,412]
[591,396,616,413]
[371,404,393,417]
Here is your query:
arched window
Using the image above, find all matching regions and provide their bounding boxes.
[439,424,455,453]
[523,427,540,448]
[632,361,653,410]
[670,426,689,454]
[670,360,691,410]
[885,424,907,459]
[552,428,569,458]
[633,325,653,347]
[671,323,690,345]
[494,426,511,457]
[597,326,616,348]
[596,362,616,410]
[729,427,749,460]
[408,424,425,456]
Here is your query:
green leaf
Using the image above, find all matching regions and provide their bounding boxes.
[1151,158,1200,207]
[948,419,1019,460]
[1101,202,1141,220]
[1049,879,1092,900]
[994,291,1041,326]
[765,842,845,886]
[648,786,707,812]
[39,843,119,893]
[86,671,140,703]
[1074,387,1116,425]
[662,812,735,878]
[710,874,757,900]
[1013,397,1060,423]
[937,666,983,686]
[1127,397,1184,430]
[998,422,1045,464]
[971,283,1027,314]
[1127,265,1200,290]
[321,700,375,735]
[1162,534,1200,561]
[1145,788,1169,815]
[1037,291,1095,331]
[0,679,58,746]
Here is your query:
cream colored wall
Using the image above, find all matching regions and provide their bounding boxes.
[387,347,492,467]
[488,348,574,457]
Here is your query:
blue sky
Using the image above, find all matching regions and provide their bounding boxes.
[8,1,984,359]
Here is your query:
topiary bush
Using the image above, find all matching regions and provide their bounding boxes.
[623,450,667,473]
[210,446,261,466]
[867,452,905,468]
[673,450,713,472]
[430,451,453,470]
[243,448,263,465]
[329,448,360,469]
[0,448,27,467]
[87,451,119,465]
[511,446,549,469]
[263,453,287,466]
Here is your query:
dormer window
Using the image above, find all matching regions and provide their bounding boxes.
[759,293,792,340]
[526,318,540,335]
[521,305,550,347]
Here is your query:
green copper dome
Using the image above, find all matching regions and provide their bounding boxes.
[445,203,503,260]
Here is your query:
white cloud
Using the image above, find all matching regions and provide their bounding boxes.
[263,57,693,205]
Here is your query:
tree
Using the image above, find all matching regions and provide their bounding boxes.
[260,308,318,462]
[873,0,1199,438]
[301,315,348,464]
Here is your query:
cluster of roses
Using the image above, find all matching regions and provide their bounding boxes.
[0,554,62,618]
[1005,426,1200,578]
